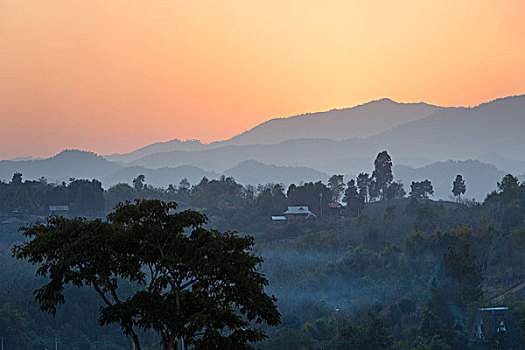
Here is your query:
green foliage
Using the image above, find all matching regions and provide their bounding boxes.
[451,174,466,202]
[287,181,331,216]
[356,172,372,203]
[410,335,451,350]
[13,200,280,350]
[385,181,406,200]
[421,244,482,349]
[133,174,146,191]
[410,180,434,199]
[343,179,364,216]
[328,174,345,203]
[68,179,105,216]
[497,174,520,193]
[0,303,35,349]
[334,312,392,350]
[373,151,394,200]
[2,164,525,349]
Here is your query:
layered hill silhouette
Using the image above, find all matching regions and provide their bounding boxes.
[365,95,525,161]
[224,160,328,186]
[105,139,209,164]
[0,151,328,190]
[2,95,524,200]
[0,150,122,183]
[113,95,525,176]
[101,165,218,189]
[106,98,440,163]
[393,160,506,201]
[0,150,514,201]
[223,98,440,146]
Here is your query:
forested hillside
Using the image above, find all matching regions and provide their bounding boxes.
[0,152,524,349]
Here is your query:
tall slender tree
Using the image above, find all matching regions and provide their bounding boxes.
[356,173,371,203]
[328,174,345,203]
[133,174,146,191]
[343,179,364,216]
[452,174,466,202]
[372,151,393,201]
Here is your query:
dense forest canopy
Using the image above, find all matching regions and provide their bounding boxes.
[0,152,524,349]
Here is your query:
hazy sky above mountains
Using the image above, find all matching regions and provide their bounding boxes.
[1,0,524,158]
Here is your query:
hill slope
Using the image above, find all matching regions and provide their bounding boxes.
[224,98,440,146]
[101,165,219,188]
[393,160,506,201]
[368,95,525,161]
[126,95,525,175]
[105,98,440,163]
[224,160,329,186]
[105,139,209,164]
[0,150,122,183]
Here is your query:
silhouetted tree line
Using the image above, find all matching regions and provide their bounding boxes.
[0,151,436,221]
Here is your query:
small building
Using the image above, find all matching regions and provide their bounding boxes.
[469,307,524,350]
[283,206,317,223]
[271,216,287,225]
[49,205,69,214]
[328,202,345,217]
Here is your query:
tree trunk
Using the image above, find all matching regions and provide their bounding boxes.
[130,330,142,350]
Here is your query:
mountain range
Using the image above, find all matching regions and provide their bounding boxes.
[2,94,525,200]
[105,95,525,175]
[105,98,441,164]
[0,150,512,200]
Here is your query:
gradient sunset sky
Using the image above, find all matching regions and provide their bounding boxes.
[1,1,524,159]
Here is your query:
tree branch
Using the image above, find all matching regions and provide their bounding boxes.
[90,280,113,307]
[180,278,198,291]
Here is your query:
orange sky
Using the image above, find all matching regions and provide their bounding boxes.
[1,0,524,159]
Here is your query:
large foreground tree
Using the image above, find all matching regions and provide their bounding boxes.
[13,200,280,350]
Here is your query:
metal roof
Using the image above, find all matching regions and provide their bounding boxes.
[284,206,311,214]
[49,205,69,211]
[283,206,317,217]
[271,216,287,221]
[329,202,343,208]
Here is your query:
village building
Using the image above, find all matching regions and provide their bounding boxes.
[283,206,317,223]
[469,307,524,350]
[328,202,345,218]
[49,205,69,215]
[271,216,287,225]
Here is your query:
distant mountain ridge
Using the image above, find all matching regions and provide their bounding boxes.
[0,151,329,190]
[0,150,517,201]
[0,150,122,183]
[393,160,506,200]
[365,94,525,161]
[1,94,524,201]
[101,165,219,189]
[105,139,209,164]
[105,98,441,163]
[224,160,329,186]
[116,95,525,176]
[223,98,441,146]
